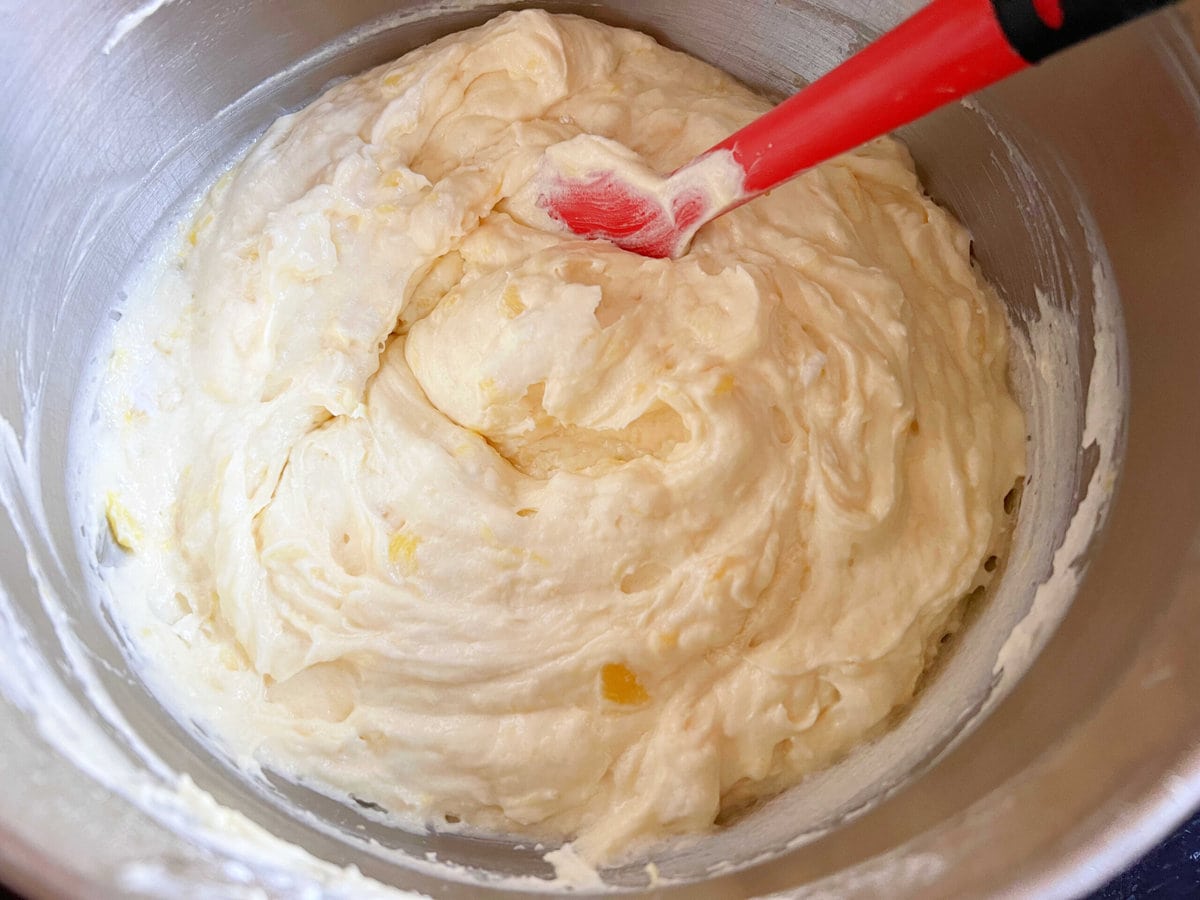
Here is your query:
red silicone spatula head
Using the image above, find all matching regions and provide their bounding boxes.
[537,170,696,261]
[535,137,744,260]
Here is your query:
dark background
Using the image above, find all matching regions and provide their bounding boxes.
[2,807,1199,898]
[1092,811,1200,899]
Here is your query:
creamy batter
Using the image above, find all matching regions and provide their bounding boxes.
[92,10,1026,865]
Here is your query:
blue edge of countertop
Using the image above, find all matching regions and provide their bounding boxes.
[2,807,1199,898]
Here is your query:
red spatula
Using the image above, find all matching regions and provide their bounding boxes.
[536,0,1178,259]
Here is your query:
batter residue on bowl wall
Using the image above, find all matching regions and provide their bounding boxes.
[87,9,1026,867]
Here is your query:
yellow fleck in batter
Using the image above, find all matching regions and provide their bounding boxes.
[601,663,650,706]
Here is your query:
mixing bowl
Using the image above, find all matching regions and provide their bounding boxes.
[2,1,1199,897]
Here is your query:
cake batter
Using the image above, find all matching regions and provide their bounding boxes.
[92,9,1026,864]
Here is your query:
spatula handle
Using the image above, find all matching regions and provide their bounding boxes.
[711,0,1179,197]
[995,0,1178,61]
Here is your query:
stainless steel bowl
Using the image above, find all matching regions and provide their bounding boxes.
[2,1,1199,897]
